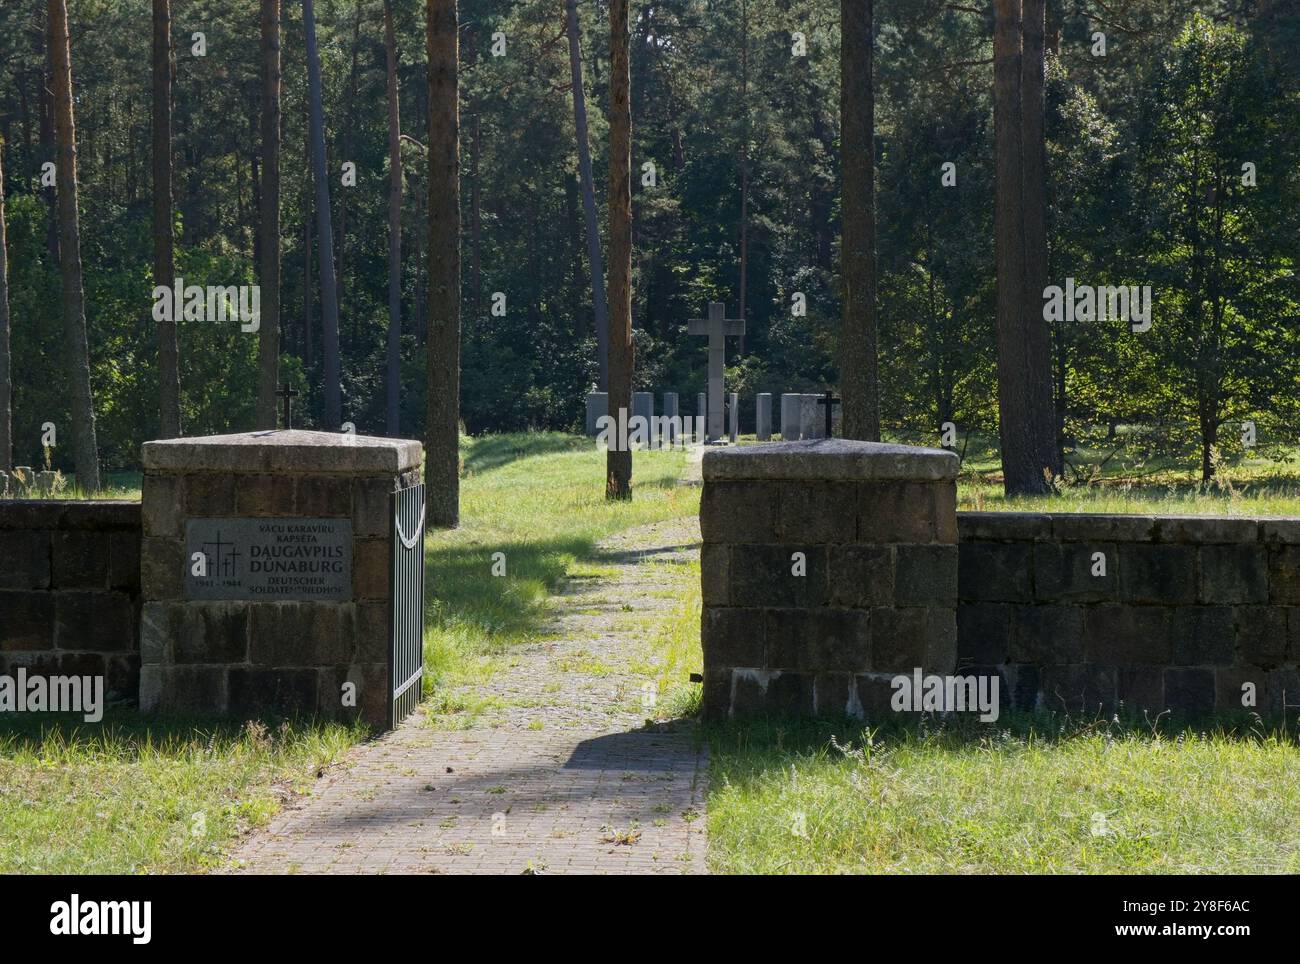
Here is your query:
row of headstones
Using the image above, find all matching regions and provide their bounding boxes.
[0,467,62,498]
[584,392,840,441]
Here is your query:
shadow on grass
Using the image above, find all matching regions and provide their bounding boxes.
[0,707,364,756]
[462,433,590,476]
[424,477,696,644]
[425,534,598,642]
[590,541,699,566]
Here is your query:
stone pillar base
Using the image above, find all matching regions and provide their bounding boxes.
[700,439,959,719]
[139,430,423,728]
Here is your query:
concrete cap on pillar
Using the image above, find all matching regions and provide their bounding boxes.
[702,438,958,482]
[143,429,423,475]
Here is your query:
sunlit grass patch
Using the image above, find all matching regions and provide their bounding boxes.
[631,557,704,721]
[0,714,362,874]
[706,715,1300,874]
[422,433,695,703]
[960,476,1300,516]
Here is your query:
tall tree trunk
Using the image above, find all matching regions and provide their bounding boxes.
[426,0,461,526]
[566,172,585,339]
[40,10,59,264]
[470,113,482,312]
[303,0,342,429]
[738,0,749,354]
[994,0,1054,494]
[566,0,610,392]
[337,0,364,349]
[302,96,313,372]
[839,0,880,441]
[384,0,402,437]
[153,0,181,438]
[465,27,482,313]
[1200,405,1218,483]
[993,0,1029,491]
[251,112,262,268]
[48,0,100,492]
[606,0,632,499]
[256,0,282,430]
[413,208,425,346]
[18,77,33,172]
[1019,0,1059,477]
[0,140,11,472]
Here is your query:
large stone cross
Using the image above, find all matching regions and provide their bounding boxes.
[689,302,744,442]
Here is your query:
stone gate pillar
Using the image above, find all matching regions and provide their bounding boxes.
[700,439,959,719]
[138,430,423,728]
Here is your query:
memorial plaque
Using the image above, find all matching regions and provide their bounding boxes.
[184,517,353,601]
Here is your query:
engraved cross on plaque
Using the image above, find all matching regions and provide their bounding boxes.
[688,302,744,442]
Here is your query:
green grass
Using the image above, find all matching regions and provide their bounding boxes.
[422,432,697,723]
[959,474,1300,515]
[8,431,1300,874]
[0,713,362,873]
[626,555,704,719]
[735,429,1300,514]
[6,468,141,501]
[587,438,1300,873]
[0,431,693,872]
[946,428,1300,514]
[705,715,1300,874]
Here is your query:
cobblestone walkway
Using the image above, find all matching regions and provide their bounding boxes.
[227,515,707,875]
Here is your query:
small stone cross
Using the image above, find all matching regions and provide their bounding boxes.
[277,383,300,430]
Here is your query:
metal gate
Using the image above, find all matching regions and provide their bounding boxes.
[390,483,426,727]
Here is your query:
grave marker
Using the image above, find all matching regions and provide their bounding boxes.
[663,392,680,446]
[799,394,820,439]
[632,392,655,447]
[585,392,608,437]
[689,302,744,442]
[756,393,772,441]
[780,394,802,440]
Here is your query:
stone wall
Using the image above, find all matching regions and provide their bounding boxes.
[0,500,141,700]
[139,431,423,728]
[700,439,960,719]
[957,512,1300,716]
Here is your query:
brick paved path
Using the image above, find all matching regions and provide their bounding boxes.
[227,516,707,875]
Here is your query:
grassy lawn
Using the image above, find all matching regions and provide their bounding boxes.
[422,432,696,723]
[626,550,1300,873]
[0,714,362,873]
[959,476,1300,515]
[6,432,1300,874]
[0,432,695,871]
[703,716,1300,874]
[736,429,1300,515]
[626,553,704,719]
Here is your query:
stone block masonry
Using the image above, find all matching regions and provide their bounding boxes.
[702,440,1300,722]
[957,513,1300,717]
[700,439,960,719]
[138,430,423,728]
[0,500,142,702]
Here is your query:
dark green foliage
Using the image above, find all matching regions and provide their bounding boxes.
[0,0,1294,475]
